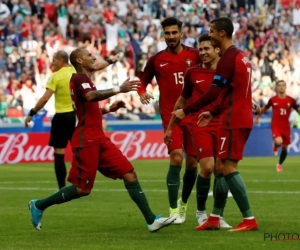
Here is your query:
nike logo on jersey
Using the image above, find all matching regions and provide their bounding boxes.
[196,80,205,84]
[273,103,278,105]
[219,150,226,155]
[160,63,168,67]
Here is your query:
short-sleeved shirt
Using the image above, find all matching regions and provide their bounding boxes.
[46,66,76,113]
[213,46,253,129]
[70,73,105,149]
[266,95,297,129]
[138,45,201,121]
[182,65,220,128]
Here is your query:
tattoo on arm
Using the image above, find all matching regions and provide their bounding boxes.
[85,89,116,102]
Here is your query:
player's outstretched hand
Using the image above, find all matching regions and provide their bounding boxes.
[139,93,154,105]
[120,78,141,93]
[164,129,173,145]
[110,100,126,112]
[197,111,212,127]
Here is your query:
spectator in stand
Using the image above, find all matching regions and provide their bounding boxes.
[1,0,300,123]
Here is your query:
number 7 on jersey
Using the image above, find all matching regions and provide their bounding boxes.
[246,67,252,97]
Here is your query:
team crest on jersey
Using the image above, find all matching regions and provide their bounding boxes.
[288,103,290,107]
[186,59,192,67]
[241,57,250,65]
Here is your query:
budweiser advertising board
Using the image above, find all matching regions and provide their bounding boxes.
[0,131,169,164]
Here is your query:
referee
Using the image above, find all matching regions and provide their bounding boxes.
[25,50,76,189]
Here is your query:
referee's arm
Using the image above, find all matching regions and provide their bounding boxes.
[25,88,53,127]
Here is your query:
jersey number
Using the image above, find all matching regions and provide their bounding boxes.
[280,108,287,115]
[173,72,184,85]
[220,137,226,151]
[246,67,252,97]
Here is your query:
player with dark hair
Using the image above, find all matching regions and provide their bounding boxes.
[28,47,175,232]
[164,33,231,229]
[138,17,201,224]
[173,17,258,231]
[255,80,300,171]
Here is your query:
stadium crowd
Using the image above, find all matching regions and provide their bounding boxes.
[1,0,300,122]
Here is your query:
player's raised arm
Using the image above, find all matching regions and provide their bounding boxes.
[92,53,121,72]
[85,77,141,102]
[138,56,155,104]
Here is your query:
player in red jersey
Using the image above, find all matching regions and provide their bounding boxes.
[173,17,258,231]
[254,80,300,172]
[164,33,232,229]
[28,48,175,232]
[138,17,201,224]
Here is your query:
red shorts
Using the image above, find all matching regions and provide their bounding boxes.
[272,127,291,145]
[162,116,196,156]
[217,128,251,161]
[67,137,134,191]
[191,125,218,159]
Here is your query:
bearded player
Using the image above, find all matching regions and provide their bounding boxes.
[164,33,231,229]
[254,80,300,172]
[138,17,201,224]
[173,17,258,231]
[28,47,175,232]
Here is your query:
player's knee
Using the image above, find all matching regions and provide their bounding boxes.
[170,151,183,166]
[282,145,288,152]
[199,159,214,178]
[222,159,238,176]
[122,170,137,183]
[200,167,213,178]
[274,138,283,147]
[185,156,198,170]
[77,188,91,196]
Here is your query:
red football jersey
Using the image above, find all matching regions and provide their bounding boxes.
[70,74,105,148]
[215,46,253,129]
[182,65,220,128]
[266,95,297,129]
[138,45,201,121]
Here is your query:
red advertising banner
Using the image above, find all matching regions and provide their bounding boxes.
[0,131,169,164]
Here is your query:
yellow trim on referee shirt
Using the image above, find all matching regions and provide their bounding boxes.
[46,66,76,113]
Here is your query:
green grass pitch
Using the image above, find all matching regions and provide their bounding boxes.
[0,157,300,250]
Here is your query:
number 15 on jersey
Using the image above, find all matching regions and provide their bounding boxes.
[173,72,184,85]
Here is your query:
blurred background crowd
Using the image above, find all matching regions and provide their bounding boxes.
[1,0,300,125]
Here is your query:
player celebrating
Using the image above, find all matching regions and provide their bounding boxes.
[138,17,201,224]
[172,17,258,231]
[164,33,232,228]
[28,48,175,232]
[254,80,300,171]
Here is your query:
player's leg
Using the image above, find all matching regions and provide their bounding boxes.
[273,136,283,171]
[98,137,175,232]
[177,154,197,222]
[196,129,257,231]
[164,124,185,222]
[177,123,198,222]
[277,130,290,171]
[28,145,99,230]
[272,126,282,156]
